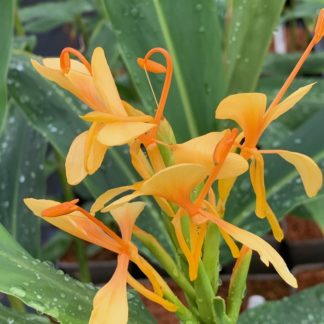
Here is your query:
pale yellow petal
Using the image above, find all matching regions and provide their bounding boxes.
[24,198,121,253]
[84,123,108,175]
[91,47,126,116]
[276,150,323,197]
[90,254,129,324]
[110,202,145,242]
[43,58,90,75]
[140,164,209,208]
[65,131,88,185]
[81,111,153,123]
[97,122,155,146]
[202,211,297,287]
[122,100,146,116]
[91,185,135,214]
[263,83,315,129]
[101,192,144,213]
[215,93,266,146]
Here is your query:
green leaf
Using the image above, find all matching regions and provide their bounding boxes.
[282,1,324,22]
[8,50,174,258]
[263,52,324,77]
[239,284,324,323]
[0,223,155,323]
[0,303,50,323]
[225,0,285,93]
[0,0,15,133]
[0,104,46,257]
[19,0,94,33]
[103,0,225,141]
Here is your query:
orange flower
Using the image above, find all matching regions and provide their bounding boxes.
[24,199,176,323]
[214,10,324,241]
[32,47,155,185]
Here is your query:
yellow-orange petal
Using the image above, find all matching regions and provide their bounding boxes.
[215,93,266,146]
[201,210,297,287]
[24,198,121,253]
[140,164,209,208]
[91,185,135,214]
[84,123,108,175]
[97,122,155,146]
[275,150,323,197]
[65,131,88,185]
[81,111,153,123]
[122,100,146,117]
[90,254,129,324]
[263,83,315,130]
[91,47,127,116]
[43,57,90,75]
[101,192,144,213]
[110,202,145,242]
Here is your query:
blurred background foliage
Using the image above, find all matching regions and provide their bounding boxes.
[0,0,324,322]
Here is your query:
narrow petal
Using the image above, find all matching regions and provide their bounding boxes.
[140,164,209,208]
[275,150,322,197]
[97,122,155,146]
[110,202,145,242]
[91,47,127,116]
[43,58,90,74]
[65,131,88,185]
[201,210,297,288]
[81,111,153,123]
[250,153,284,241]
[91,185,135,214]
[24,198,121,253]
[263,83,314,129]
[215,93,266,146]
[90,254,129,324]
[101,192,144,213]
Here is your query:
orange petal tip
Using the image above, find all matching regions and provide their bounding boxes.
[314,9,324,44]
[137,58,166,73]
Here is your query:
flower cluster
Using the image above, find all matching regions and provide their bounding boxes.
[25,11,324,323]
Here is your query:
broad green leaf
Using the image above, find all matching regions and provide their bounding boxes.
[224,108,324,263]
[0,0,15,133]
[239,284,324,323]
[103,0,225,141]
[19,0,94,33]
[0,105,46,257]
[225,0,285,93]
[263,52,324,77]
[0,223,155,323]
[0,303,50,323]
[8,51,174,257]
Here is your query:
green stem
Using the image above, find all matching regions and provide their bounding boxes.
[8,295,25,313]
[194,262,218,323]
[226,247,252,323]
[202,223,221,293]
[54,151,91,283]
[133,228,195,301]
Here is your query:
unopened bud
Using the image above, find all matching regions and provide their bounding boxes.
[137,58,166,73]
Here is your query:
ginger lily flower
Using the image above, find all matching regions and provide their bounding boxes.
[24,199,176,323]
[32,47,155,185]
[215,9,324,241]
[90,162,296,287]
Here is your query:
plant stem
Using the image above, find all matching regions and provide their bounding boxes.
[54,151,91,283]
[194,262,218,323]
[202,223,221,293]
[226,247,252,323]
[133,227,195,301]
[14,9,25,37]
[8,295,25,312]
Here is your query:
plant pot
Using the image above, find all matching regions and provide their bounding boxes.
[283,215,324,267]
[291,263,324,293]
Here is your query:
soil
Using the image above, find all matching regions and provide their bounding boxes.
[284,215,323,242]
[295,267,324,291]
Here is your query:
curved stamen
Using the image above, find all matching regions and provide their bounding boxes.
[60,47,92,74]
[143,48,173,127]
[268,9,324,111]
